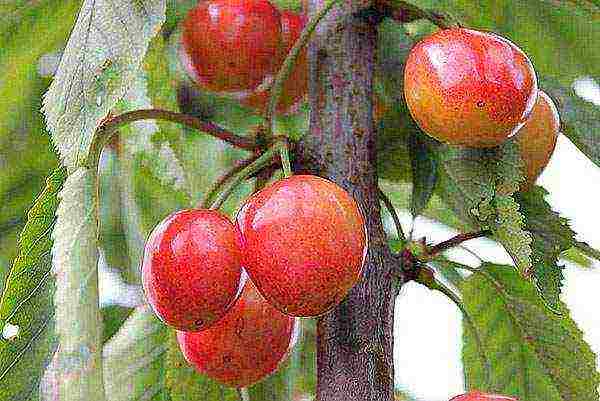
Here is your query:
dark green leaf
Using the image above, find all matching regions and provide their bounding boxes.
[541,77,600,170]
[409,132,439,217]
[516,186,577,311]
[462,264,600,400]
[0,167,65,401]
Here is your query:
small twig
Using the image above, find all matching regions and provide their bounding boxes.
[457,244,486,264]
[376,0,458,29]
[90,109,257,164]
[378,188,406,242]
[265,0,342,137]
[426,230,491,258]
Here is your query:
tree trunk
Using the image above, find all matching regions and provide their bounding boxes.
[294,2,400,400]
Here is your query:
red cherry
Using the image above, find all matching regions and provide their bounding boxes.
[177,280,298,388]
[142,209,244,331]
[240,11,308,114]
[404,28,537,148]
[236,175,367,317]
[181,0,283,93]
[515,90,560,188]
[450,391,518,401]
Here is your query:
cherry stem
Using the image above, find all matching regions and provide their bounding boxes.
[424,277,492,390]
[89,109,257,164]
[426,230,491,259]
[201,155,260,209]
[265,0,342,138]
[378,188,406,242]
[279,141,293,178]
[209,143,283,210]
[378,1,458,29]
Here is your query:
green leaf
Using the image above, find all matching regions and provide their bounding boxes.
[574,241,600,263]
[409,130,439,217]
[437,142,533,276]
[103,305,170,401]
[541,77,600,170]
[462,264,600,400]
[515,186,577,311]
[52,167,105,401]
[0,1,79,268]
[42,0,166,170]
[491,195,532,277]
[0,167,65,401]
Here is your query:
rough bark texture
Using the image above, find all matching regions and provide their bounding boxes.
[294,2,400,400]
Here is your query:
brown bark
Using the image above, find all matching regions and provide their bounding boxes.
[294,2,400,400]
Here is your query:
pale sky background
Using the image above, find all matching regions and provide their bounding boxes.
[394,77,600,400]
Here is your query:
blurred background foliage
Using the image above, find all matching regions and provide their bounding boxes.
[0,0,598,399]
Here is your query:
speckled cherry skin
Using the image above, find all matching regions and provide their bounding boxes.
[516,90,560,188]
[450,391,518,401]
[181,0,283,93]
[404,28,538,148]
[240,11,308,114]
[142,209,244,331]
[176,280,298,388]
[236,175,367,317]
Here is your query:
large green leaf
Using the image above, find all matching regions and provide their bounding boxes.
[462,264,600,400]
[42,0,166,170]
[541,77,600,170]
[52,167,104,401]
[0,1,79,271]
[0,167,65,401]
[515,186,577,311]
[437,142,533,276]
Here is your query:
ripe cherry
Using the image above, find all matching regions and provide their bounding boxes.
[450,391,518,401]
[240,11,308,114]
[404,28,538,148]
[515,90,560,188]
[236,175,367,317]
[142,209,244,331]
[181,0,283,93]
[177,280,298,388]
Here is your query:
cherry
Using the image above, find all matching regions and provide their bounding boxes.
[404,28,538,148]
[515,90,560,188]
[240,11,308,114]
[181,0,283,93]
[236,175,367,317]
[141,209,244,331]
[450,391,518,401]
[176,280,298,388]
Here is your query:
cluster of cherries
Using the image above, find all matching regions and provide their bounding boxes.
[404,27,560,187]
[142,175,366,387]
[141,0,558,397]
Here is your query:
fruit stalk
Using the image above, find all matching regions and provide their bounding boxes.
[295,1,398,400]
